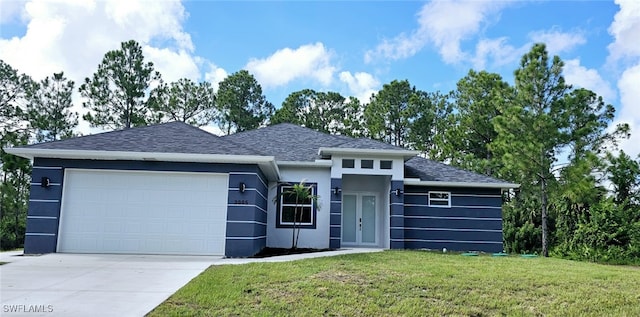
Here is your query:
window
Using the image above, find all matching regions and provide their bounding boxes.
[428,191,451,207]
[342,159,355,168]
[380,160,392,169]
[361,159,374,169]
[276,183,317,228]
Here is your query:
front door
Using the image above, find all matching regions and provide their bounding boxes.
[342,193,378,246]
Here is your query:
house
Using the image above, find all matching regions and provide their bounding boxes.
[4,122,518,257]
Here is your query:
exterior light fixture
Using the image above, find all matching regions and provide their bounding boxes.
[239,182,246,193]
[333,187,342,195]
[40,177,51,188]
[391,188,403,196]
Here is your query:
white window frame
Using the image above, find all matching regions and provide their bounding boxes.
[428,191,451,208]
[279,185,315,226]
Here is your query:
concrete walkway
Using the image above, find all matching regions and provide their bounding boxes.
[0,248,382,316]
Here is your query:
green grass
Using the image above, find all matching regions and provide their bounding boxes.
[148,250,640,316]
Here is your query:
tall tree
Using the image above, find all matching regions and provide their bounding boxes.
[606,151,640,205]
[364,80,417,147]
[148,78,217,127]
[494,43,570,257]
[271,89,348,134]
[0,60,36,137]
[216,70,274,134]
[443,70,514,175]
[494,43,627,256]
[79,40,161,130]
[28,72,78,142]
[408,90,452,158]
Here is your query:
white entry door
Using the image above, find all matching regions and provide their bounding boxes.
[342,193,378,245]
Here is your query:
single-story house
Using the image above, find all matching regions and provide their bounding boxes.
[4,122,518,257]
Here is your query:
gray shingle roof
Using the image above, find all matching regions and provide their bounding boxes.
[221,123,407,161]
[13,121,512,186]
[405,156,511,184]
[23,121,260,156]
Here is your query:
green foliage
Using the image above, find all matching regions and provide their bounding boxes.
[79,40,161,130]
[606,150,640,204]
[271,89,354,135]
[148,78,216,126]
[364,80,416,147]
[0,60,37,136]
[442,70,513,176]
[28,72,78,142]
[216,70,274,134]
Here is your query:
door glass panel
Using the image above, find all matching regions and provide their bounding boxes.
[342,195,356,243]
[361,195,376,243]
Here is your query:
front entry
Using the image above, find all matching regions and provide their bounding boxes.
[342,193,378,246]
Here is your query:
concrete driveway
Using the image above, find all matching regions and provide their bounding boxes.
[0,252,222,316]
[1,248,381,316]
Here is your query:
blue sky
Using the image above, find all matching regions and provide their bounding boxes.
[1,1,639,154]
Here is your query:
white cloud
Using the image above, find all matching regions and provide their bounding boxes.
[0,0,26,24]
[203,62,228,93]
[614,64,640,156]
[563,59,616,102]
[606,1,640,157]
[365,0,510,64]
[471,37,527,70]
[607,0,640,63]
[529,29,586,55]
[339,71,380,103]
[0,0,214,134]
[245,42,336,89]
[143,46,200,82]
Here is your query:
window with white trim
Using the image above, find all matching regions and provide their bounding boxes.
[428,191,451,207]
[276,184,317,228]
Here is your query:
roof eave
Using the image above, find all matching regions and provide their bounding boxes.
[403,178,520,189]
[3,147,282,181]
[276,160,332,168]
[318,147,419,159]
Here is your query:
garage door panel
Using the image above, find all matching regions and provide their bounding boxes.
[58,169,228,255]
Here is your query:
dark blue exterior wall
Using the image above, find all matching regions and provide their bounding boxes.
[225,169,268,257]
[329,178,342,249]
[25,158,266,257]
[389,180,405,249]
[403,186,503,253]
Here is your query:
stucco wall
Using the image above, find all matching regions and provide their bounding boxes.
[266,167,331,249]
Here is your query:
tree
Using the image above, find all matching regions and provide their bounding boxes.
[407,90,452,158]
[275,180,319,249]
[148,78,217,126]
[494,43,627,257]
[79,40,161,130]
[442,70,514,175]
[0,60,36,137]
[271,89,349,134]
[364,80,417,147]
[216,70,274,134]
[606,151,640,205]
[28,72,78,142]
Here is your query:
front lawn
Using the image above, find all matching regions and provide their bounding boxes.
[148,250,640,316]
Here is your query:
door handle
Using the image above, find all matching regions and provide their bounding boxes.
[359,218,362,230]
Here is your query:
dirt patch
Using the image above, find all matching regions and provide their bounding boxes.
[312,270,369,285]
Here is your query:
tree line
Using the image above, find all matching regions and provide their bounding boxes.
[1,40,638,264]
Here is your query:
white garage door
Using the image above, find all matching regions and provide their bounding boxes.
[58,169,229,255]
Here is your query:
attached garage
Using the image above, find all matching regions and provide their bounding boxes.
[57,169,229,255]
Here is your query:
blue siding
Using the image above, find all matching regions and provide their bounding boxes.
[24,165,63,254]
[329,178,342,249]
[225,170,268,257]
[403,186,503,253]
[24,158,266,257]
[389,180,404,249]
